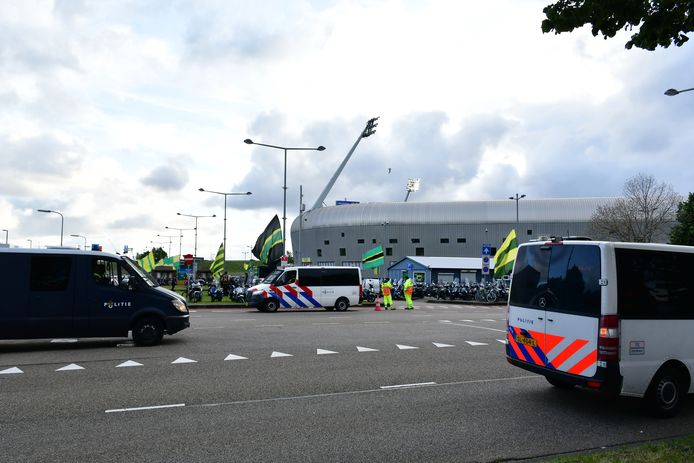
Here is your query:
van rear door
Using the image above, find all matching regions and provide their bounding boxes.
[27,254,76,338]
[509,243,602,377]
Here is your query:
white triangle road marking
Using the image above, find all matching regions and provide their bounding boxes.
[439,320,452,323]
[316,349,338,355]
[224,354,248,361]
[396,344,419,350]
[270,351,293,358]
[465,341,489,346]
[460,319,475,322]
[171,357,197,364]
[56,363,85,371]
[116,360,143,368]
[432,342,455,348]
[497,339,508,344]
[481,319,496,322]
[0,367,23,375]
[356,346,378,352]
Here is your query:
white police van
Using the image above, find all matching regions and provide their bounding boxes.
[246,266,362,312]
[507,238,694,417]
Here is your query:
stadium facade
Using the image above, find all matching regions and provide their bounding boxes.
[289,197,617,277]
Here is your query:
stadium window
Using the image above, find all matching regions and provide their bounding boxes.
[411,238,420,244]
[457,238,466,243]
[440,238,449,244]
[372,239,377,244]
[317,249,322,257]
[389,238,398,244]
[527,229,533,235]
[339,248,346,256]
[386,248,393,256]
[341,232,345,237]
[416,247,424,256]
[324,240,330,245]
[357,239,365,244]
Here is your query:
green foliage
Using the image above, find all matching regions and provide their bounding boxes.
[547,433,694,462]
[542,0,694,50]
[670,192,694,245]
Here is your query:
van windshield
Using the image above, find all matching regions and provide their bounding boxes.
[262,269,283,284]
[122,257,157,287]
[510,244,601,316]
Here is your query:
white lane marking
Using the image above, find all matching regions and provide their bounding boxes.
[0,367,23,375]
[270,351,293,358]
[189,310,197,313]
[459,319,475,322]
[172,357,197,364]
[380,382,436,389]
[481,319,496,322]
[316,349,338,355]
[50,339,78,343]
[396,344,419,350]
[445,322,506,333]
[356,346,379,352]
[56,363,85,371]
[432,342,455,348]
[364,321,390,324]
[105,403,185,414]
[465,341,489,346]
[198,376,541,409]
[256,324,284,327]
[439,320,452,323]
[116,360,143,368]
[312,322,341,326]
[497,339,508,344]
[224,354,248,361]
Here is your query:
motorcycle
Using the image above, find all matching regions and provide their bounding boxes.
[208,283,223,302]
[187,281,202,303]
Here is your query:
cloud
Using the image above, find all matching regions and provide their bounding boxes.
[141,163,189,191]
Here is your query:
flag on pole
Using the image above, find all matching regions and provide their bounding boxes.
[154,256,181,270]
[252,215,284,265]
[138,251,156,273]
[210,242,225,278]
[493,229,518,278]
[362,246,384,269]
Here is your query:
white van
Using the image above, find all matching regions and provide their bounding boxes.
[246,266,362,312]
[507,238,694,417]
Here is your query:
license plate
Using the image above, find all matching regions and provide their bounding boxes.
[515,334,537,348]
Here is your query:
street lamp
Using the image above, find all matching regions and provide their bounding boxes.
[176,212,216,278]
[199,188,252,263]
[157,234,177,257]
[665,87,694,96]
[1,229,7,245]
[27,239,32,248]
[508,194,526,228]
[37,209,64,246]
[164,226,195,257]
[70,234,87,250]
[244,138,325,246]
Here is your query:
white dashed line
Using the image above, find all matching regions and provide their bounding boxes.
[256,324,284,327]
[380,382,436,389]
[105,403,185,414]
[312,322,341,325]
[364,321,390,324]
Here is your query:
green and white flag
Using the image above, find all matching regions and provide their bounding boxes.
[493,229,518,278]
[210,242,225,277]
[362,246,384,270]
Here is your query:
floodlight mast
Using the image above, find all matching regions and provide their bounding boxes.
[311,117,379,210]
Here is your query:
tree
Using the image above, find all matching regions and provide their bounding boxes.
[670,192,694,245]
[590,173,679,242]
[542,1,694,50]
[136,247,168,262]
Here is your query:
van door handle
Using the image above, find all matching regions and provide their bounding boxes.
[537,317,543,321]
[547,318,554,322]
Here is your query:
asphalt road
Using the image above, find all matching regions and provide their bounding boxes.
[2,303,694,462]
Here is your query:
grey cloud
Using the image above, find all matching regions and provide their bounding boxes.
[141,164,189,191]
[0,134,86,177]
[109,214,158,230]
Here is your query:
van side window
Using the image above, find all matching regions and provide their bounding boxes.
[616,249,694,319]
[275,270,296,286]
[93,258,135,290]
[299,269,322,286]
[30,256,71,291]
[322,269,360,286]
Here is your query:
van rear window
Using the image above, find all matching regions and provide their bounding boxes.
[30,256,72,291]
[510,244,601,316]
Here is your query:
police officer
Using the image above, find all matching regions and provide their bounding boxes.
[403,275,414,310]
[382,278,394,310]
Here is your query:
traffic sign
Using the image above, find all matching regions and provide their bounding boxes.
[482,244,492,256]
[280,255,288,267]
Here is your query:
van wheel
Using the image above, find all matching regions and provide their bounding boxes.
[545,376,574,389]
[646,368,687,418]
[334,297,349,312]
[132,317,164,346]
[263,299,279,313]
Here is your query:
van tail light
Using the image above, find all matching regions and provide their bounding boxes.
[359,284,363,300]
[598,315,620,361]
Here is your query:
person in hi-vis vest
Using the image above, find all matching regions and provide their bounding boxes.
[382,278,394,310]
[403,275,414,310]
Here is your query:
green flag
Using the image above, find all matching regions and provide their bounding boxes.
[362,246,384,269]
[493,229,518,278]
[252,215,284,265]
[210,242,225,278]
[138,251,156,273]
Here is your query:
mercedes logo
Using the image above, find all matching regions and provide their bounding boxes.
[538,297,546,308]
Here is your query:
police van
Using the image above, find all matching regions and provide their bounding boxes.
[246,266,362,312]
[0,248,190,346]
[507,238,694,417]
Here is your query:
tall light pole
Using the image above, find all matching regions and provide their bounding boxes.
[26,239,32,248]
[70,234,87,250]
[665,87,694,96]
[199,188,252,263]
[157,234,177,256]
[37,209,64,246]
[508,194,526,228]
[1,229,7,245]
[176,212,216,278]
[244,138,325,247]
[164,226,195,257]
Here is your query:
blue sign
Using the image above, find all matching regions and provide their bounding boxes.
[336,200,360,205]
[482,244,492,256]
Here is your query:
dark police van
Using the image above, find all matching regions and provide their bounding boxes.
[0,248,189,346]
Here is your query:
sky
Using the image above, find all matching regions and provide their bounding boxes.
[2,0,694,260]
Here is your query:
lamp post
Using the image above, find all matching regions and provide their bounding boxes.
[508,194,526,228]
[199,188,252,263]
[164,226,195,257]
[1,229,7,245]
[665,87,694,96]
[157,234,177,257]
[37,209,64,246]
[27,239,32,248]
[176,212,216,278]
[70,234,87,250]
[244,138,325,246]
